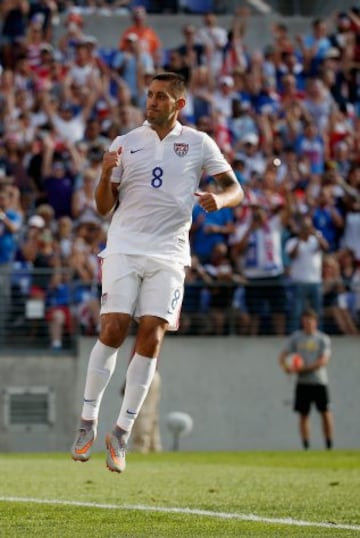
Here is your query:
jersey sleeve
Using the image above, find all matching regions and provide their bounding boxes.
[201,133,232,177]
[282,333,297,354]
[320,333,331,359]
[109,136,124,184]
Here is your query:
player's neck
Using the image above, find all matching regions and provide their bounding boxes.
[151,123,176,141]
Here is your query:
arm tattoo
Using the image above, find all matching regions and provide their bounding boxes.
[215,171,238,191]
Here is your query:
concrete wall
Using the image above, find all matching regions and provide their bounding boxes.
[0,336,359,452]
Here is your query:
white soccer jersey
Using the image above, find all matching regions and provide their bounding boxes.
[100,121,232,265]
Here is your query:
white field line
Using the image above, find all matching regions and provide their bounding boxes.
[0,496,360,532]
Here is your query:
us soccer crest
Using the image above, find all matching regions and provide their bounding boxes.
[173,143,189,157]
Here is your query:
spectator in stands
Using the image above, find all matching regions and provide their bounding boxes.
[57,8,85,62]
[302,77,335,133]
[65,37,102,90]
[177,23,205,69]
[228,99,258,154]
[312,184,344,252]
[18,213,59,344]
[1,133,33,210]
[195,12,228,77]
[203,242,239,335]
[233,132,266,182]
[72,169,99,223]
[81,118,109,150]
[45,264,73,351]
[270,22,295,60]
[191,180,235,264]
[222,6,250,76]
[295,119,326,176]
[73,280,100,336]
[276,48,305,93]
[229,195,289,335]
[69,217,103,286]
[0,183,22,341]
[322,254,358,335]
[337,246,359,323]
[55,215,74,264]
[211,75,236,119]
[22,13,51,70]
[285,215,329,331]
[35,202,55,233]
[40,137,76,219]
[0,0,29,69]
[296,17,332,76]
[28,1,59,43]
[111,32,154,105]
[187,64,215,123]
[118,5,162,67]
[163,48,190,85]
[41,85,99,145]
[341,191,360,264]
[279,73,305,107]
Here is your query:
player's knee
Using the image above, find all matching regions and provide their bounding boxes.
[136,326,166,357]
[99,313,131,347]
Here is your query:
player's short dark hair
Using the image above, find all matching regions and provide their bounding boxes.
[301,308,318,319]
[152,72,186,98]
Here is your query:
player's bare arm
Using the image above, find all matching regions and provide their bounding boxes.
[195,171,244,213]
[95,148,122,216]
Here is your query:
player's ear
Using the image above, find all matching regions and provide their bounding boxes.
[176,97,186,111]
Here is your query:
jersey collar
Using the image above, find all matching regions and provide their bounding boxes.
[143,120,183,137]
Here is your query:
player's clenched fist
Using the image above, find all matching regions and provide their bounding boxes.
[103,147,122,175]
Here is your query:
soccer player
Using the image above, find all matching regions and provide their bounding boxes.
[279,308,334,450]
[71,72,244,472]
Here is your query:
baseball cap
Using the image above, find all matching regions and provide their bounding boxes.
[242,133,259,146]
[325,47,340,59]
[28,215,46,228]
[40,43,53,53]
[219,76,234,87]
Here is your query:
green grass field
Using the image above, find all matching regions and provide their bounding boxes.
[0,451,359,537]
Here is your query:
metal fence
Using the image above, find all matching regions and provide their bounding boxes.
[0,267,359,351]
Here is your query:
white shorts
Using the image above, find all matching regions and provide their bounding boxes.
[99,253,185,331]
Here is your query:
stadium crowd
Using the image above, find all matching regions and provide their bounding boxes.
[0,2,359,348]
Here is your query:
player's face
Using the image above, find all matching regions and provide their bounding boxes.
[302,315,317,334]
[146,80,183,127]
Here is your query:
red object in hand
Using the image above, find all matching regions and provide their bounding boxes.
[286,353,304,372]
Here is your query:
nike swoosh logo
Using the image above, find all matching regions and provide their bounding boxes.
[84,399,97,403]
[130,148,144,154]
[126,409,137,415]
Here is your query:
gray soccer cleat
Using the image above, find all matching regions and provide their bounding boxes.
[105,433,127,473]
[71,426,96,462]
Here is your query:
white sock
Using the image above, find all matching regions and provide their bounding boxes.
[116,353,157,439]
[81,340,119,422]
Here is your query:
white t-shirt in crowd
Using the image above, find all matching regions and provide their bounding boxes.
[285,235,322,283]
[52,114,86,144]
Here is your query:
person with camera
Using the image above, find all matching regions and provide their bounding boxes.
[229,188,290,335]
[285,215,329,332]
